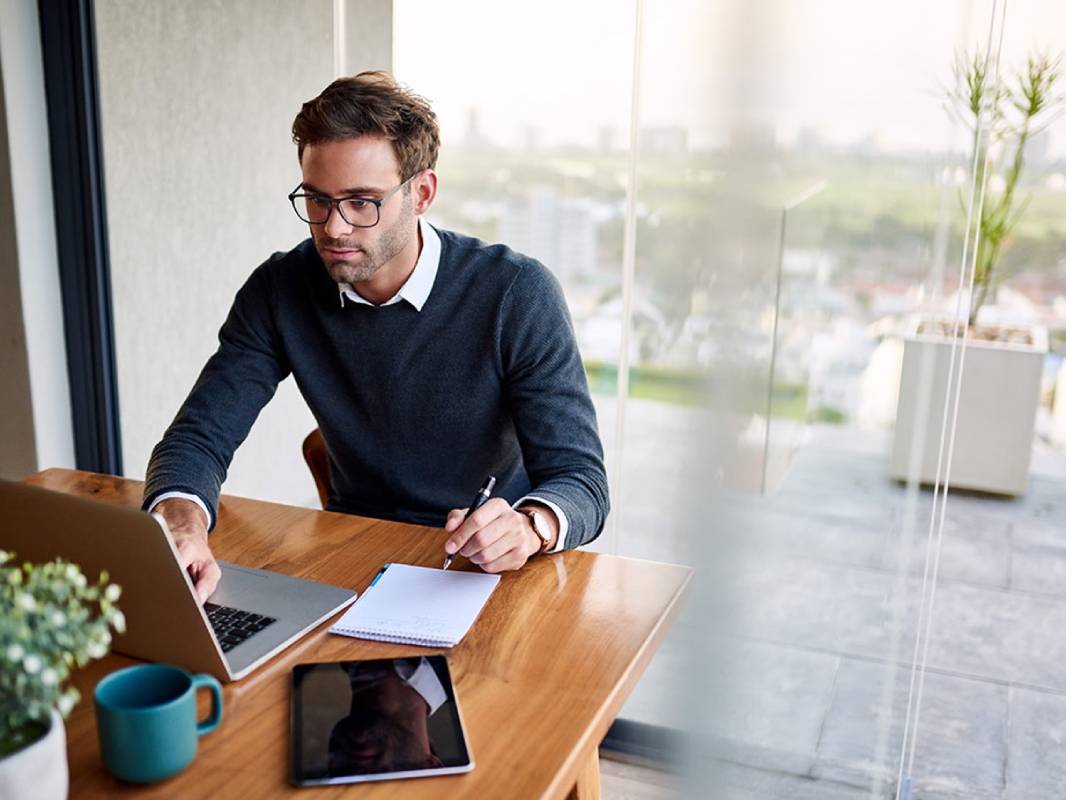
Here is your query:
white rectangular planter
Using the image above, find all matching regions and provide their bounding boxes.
[889,322,1047,495]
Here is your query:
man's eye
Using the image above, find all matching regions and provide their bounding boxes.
[309,196,332,208]
[344,198,371,209]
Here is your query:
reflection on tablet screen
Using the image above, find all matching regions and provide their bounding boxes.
[291,656,473,785]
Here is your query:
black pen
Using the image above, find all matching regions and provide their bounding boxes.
[443,475,496,570]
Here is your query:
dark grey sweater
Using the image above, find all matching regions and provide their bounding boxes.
[143,228,609,549]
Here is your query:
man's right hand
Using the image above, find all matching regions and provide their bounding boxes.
[154,498,221,604]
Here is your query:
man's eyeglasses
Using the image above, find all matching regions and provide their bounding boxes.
[288,173,418,228]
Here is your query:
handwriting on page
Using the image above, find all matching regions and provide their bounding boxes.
[360,616,447,636]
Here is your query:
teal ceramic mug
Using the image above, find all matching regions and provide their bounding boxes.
[93,663,223,783]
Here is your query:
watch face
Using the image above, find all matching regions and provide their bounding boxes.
[528,511,550,545]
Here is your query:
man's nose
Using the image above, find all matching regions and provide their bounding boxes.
[323,205,354,239]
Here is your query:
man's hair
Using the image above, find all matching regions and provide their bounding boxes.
[292,71,439,180]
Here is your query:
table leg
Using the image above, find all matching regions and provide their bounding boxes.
[567,748,601,800]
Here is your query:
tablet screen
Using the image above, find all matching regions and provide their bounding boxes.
[290,657,473,786]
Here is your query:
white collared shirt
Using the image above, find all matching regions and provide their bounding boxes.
[336,217,440,311]
[151,216,570,552]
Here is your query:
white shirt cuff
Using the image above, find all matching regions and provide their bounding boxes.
[514,495,569,553]
[394,657,448,716]
[148,491,213,530]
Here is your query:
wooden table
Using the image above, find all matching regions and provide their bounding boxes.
[24,469,691,799]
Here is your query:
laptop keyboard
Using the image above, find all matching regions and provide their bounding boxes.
[204,603,278,652]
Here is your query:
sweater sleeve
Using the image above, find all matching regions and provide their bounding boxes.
[142,261,291,529]
[498,262,610,548]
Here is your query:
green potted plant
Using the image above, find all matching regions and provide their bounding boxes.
[891,50,1063,494]
[957,50,1061,328]
[0,550,124,799]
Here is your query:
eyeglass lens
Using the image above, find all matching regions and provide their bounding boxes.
[299,196,379,227]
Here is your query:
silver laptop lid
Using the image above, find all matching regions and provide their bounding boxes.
[3,480,358,682]
[2,480,229,679]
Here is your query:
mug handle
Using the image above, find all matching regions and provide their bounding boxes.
[191,673,224,735]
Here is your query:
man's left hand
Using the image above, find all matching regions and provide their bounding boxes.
[443,499,557,573]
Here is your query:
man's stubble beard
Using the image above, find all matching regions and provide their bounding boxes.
[320,190,415,285]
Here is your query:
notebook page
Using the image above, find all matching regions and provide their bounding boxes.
[329,564,500,646]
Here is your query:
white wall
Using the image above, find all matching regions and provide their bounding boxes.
[0,0,76,479]
[94,0,392,505]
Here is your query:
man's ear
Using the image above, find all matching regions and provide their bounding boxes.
[412,169,438,215]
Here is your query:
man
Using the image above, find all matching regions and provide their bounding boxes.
[328,658,448,775]
[144,71,609,602]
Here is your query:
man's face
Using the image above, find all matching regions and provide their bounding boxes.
[299,136,417,286]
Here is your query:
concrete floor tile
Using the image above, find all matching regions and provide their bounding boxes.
[925,583,1066,691]
[731,506,893,571]
[1005,686,1066,800]
[693,759,881,799]
[733,560,920,663]
[884,512,1012,589]
[1010,517,1066,548]
[702,641,841,775]
[814,659,1006,800]
[1009,539,1066,596]
[730,544,1066,691]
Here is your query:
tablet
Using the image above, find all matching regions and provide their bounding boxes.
[290,657,474,786]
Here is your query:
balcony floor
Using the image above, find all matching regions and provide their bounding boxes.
[597,401,1066,799]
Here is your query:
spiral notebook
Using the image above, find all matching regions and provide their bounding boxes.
[329,563,500,648]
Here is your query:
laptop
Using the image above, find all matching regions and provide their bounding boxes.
[1,480,358,682]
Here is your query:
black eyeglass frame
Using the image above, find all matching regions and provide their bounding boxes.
[287,172,419,228]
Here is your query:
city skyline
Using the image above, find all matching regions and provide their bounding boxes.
[394,0,1066,158]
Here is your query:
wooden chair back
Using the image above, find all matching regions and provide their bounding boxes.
[301,428,330,509]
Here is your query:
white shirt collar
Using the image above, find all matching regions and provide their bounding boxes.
[337,217,439,311]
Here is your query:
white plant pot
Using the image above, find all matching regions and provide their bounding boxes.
[889,322,1047,495]
[0,711,68,800]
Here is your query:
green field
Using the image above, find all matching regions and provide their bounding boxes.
[584,360,811,421]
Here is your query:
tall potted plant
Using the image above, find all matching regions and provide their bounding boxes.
[0,550,124,799]
[890,50,1063,494]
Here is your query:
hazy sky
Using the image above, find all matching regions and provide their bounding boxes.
[394,0,1066,157]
